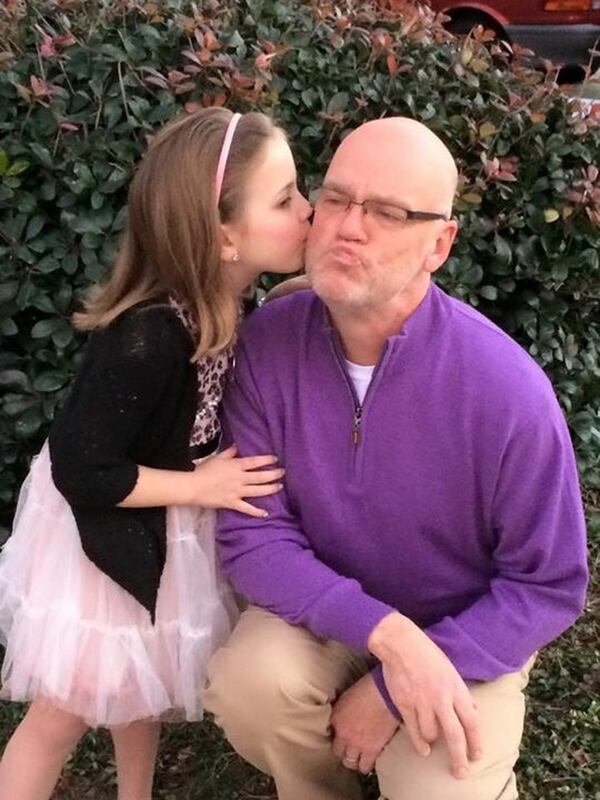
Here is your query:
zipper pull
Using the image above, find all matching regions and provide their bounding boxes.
[352,407,363,445]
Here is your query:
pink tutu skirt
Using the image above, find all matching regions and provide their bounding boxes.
[0,443,238,728]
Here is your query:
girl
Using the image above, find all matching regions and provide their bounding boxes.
[0,107,312,800]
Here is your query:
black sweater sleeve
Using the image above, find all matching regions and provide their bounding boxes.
[49,305,188,510]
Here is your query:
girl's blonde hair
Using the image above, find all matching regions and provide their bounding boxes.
[74,108,281,359]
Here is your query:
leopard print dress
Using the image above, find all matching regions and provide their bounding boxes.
[168,295,235,455]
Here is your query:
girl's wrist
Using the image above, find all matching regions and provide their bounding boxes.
[179,470,200,506]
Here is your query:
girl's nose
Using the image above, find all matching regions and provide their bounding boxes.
[302,195,313,221]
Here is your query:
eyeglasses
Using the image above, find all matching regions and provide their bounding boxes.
[313,187,449,228]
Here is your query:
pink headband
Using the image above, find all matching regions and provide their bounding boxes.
[215,112,242,204]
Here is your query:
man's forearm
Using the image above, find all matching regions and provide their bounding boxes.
[219,515,395,650]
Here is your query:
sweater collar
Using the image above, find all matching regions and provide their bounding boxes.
[319,281,438,347]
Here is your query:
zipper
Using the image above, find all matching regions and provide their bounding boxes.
[328,332,389,449]
[328,334,362,448]
[352,406,363,445]
[353,348,388,446]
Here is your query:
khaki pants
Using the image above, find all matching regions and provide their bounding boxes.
[204,606,533,800]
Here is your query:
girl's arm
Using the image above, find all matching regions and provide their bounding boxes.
[50,307,282,518]
[118,446,284,519]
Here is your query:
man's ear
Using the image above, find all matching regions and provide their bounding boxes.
[424,219,458,275]
[220,223,239,263]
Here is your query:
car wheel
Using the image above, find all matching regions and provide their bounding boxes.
[444,10,510,49]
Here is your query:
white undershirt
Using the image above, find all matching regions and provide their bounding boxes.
[345,359,375,405]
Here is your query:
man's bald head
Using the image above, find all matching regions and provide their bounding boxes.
[327,117,458,217]
[306,116,460,319]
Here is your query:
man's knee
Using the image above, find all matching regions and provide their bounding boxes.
[204,611,337,737]
[376,669,527,800]
[378,768,518,800]
[207,644,315,721]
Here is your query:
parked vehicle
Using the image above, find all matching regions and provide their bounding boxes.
[427,0,600,66]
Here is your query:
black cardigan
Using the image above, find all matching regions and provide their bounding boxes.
[49,301,201,620]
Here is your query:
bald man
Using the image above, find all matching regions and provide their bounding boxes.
[204,118,587,800]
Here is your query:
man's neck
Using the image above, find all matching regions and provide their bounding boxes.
[329,280,430,365]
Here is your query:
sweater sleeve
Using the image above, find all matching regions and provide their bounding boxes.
[424,392,588,681]
[49,307,185,510]
[217,336,395,652]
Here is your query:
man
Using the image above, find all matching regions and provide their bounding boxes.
[204,118,588,800]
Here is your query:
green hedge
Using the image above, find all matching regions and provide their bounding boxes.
[1,0,599,532]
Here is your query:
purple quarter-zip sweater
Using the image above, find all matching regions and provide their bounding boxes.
[217,283,588,686]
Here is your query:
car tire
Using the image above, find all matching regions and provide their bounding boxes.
[444,11,510,49]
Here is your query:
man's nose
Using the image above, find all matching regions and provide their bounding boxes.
[336,202,368,241]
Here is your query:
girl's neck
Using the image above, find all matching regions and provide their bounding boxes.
[222,261,255,299]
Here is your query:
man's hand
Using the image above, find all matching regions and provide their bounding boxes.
[331,673,399,774]
[368,612,482,780]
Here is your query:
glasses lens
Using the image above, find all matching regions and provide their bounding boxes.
[317,189,349,211]
[366,201,408,225]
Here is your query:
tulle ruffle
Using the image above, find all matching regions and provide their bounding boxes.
[0,444,237,728]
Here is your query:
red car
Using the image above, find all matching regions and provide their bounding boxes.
[427,0,600,65]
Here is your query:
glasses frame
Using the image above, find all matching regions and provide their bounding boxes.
[313,187,450,225]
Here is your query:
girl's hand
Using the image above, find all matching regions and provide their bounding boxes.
[190,445,284,517]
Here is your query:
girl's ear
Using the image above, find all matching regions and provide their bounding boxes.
[220,223,239,263]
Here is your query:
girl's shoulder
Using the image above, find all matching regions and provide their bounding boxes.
[89,298,193,364]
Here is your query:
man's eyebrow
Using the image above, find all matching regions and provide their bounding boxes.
[322,180,407,207]
[321,180,351,194]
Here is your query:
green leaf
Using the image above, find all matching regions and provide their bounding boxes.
[301,88,317,108]
[493,234,512,266]
[29,143,54,170]
[3,214,27,241]
[40,179,57,201]
[31,319,62,338]
[0,370,31,392]
[479,285,498,301]
[14,407,44,438]
[25,215,45,241]
[101,43,128,60]
[32,371,68,393]
[0,282,19,303]
[3,396,37,417]
[551,263,569,282]
[69,215,103,235]
[327,92,349,114]
[6,159,30,177]
[30,293,56,314]
[0,317,18,335]
[62,252,79,275]
[36,256,61,274]
[0,149,8,176]
[52,327,74,349]
[73,163,95,186]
